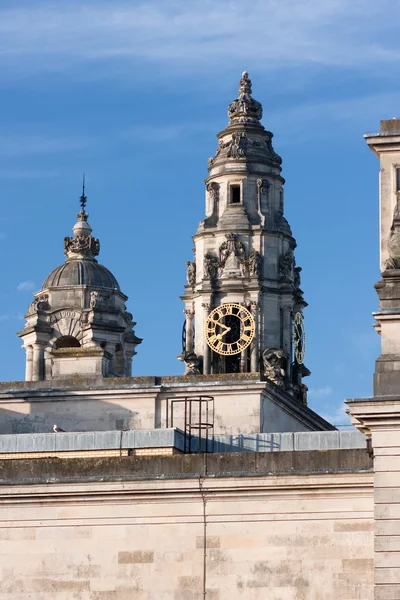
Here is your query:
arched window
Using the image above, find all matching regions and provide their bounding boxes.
[54,336,81,349]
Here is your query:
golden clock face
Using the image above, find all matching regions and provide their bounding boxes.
[294,312,306,364]
[205,303,255,355]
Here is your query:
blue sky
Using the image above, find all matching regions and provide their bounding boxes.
[0,0,398,425]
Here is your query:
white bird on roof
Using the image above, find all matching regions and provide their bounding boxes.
[53,424,65,433]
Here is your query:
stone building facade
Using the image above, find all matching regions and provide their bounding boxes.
[0,80,399,600]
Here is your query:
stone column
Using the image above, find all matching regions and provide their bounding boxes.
[185,309,194,353]
[282,306,292,357]
[32,343,45,381]
[346,397,400,600]
[202,303,211,375]
[250,301,259,373]
[25,346,33,381]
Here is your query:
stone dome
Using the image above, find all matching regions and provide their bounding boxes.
[42,259,120,291]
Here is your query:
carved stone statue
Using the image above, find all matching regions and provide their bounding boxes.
[186,261,196,286]
[278,250,294,281]
[204,253,219,282]
[90,291,98,309]
[226,132,247,158]
[294,266,302,289]
[177,351,201,375]
[385,203,400,270]
[248,251,262,277]
[262,348,286,387]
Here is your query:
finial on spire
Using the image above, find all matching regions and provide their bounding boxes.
[228,71,262,124]
[80,174,87,211]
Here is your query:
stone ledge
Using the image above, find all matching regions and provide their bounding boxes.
[0,372,261,393]
[0,449,372,485]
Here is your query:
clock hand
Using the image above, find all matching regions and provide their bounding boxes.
[209,319,231,332]
[218,327,231,338]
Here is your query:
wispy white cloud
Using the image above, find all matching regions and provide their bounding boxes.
[0,1,398,81]
[17,280,35,292]
[0,314,10,321]
[0,168,63,180]
[0,233,5,240]
[269,91,400,144]
[0,134,92,158]
[320,403,352,427]
[308,385,333,398]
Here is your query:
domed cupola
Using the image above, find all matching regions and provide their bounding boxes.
[18,184,142,382]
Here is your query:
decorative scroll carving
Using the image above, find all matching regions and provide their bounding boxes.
[177,350,201,375]
[186,261,196,287]
[248,251,262,277]
[203,182,220,226]
[257,178,269,195]
[207,181,219,203]
[28,294,50,315]
[228,72,263,124]
[210,132,281,166]
[262,348,286,387]
[278,249,294,281]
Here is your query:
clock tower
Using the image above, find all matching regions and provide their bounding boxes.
[180,73,308,401]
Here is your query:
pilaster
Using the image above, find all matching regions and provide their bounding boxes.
[346,397,400,600]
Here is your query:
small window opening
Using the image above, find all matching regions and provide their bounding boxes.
[54,336,81,349]
[396,168,400,192]
[230,185,241,204]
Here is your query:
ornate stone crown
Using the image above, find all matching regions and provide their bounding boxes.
[228,72,263,124]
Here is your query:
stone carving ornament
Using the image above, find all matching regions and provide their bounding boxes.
[278,249,294,281]
[90,291,111,309]
[204,253,220,281]
[204,234,248,282]
[27,294,50,315]
[262,348,286,387]
[248,251,262,277]
[64,233,100,257]
[186,261,196,286]
[226,132,247,158]
[177,350,201,375]
[228,72,263,124]
[385,199,400,270]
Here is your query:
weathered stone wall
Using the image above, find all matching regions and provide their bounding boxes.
[0,376,332,436]
[0,451,374,599]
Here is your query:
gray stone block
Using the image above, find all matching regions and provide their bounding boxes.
[93,431,121,450]
[55,432,95,451]
[16,433,56,453]
[339,429,366,448]
[0,435,17,453]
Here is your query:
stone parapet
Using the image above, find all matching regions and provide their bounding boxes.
[0,448,372,486]
[0,429,365,459]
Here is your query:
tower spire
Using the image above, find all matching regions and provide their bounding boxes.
[80,173,87,212]
[63,177,100,261]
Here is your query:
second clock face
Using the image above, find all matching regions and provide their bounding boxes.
[205,303,255,355]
